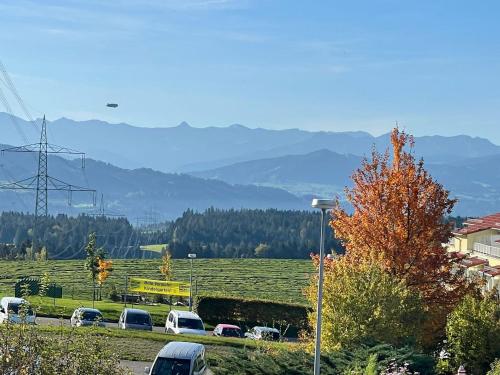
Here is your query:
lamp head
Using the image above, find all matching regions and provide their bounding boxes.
[311,198,335,210]
[187,253,197,259]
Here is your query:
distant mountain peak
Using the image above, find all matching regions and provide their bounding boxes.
[177,121,191,128]
[229,123,248,129]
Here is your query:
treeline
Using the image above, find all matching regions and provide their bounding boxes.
[165,208,343,259]
[0,210,466,260]
[0,212,144,260]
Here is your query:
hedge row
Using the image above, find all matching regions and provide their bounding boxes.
[195,295,310,337]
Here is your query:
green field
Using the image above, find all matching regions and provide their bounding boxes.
[0,258,314,305]
[139,244,167,252]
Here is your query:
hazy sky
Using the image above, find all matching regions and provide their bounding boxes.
[1,0,499,142]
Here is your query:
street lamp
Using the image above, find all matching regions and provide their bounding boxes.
[311,198,335,375]
[188,253,197,311]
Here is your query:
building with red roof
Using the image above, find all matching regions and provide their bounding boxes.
[447,213,500,294]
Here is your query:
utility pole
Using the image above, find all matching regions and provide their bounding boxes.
[35,116,49,217]
[0,116,96,249]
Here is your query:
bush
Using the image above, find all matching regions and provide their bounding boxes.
[445,294,500,375]
[108,283,120,302]
[488,359,500,375]
[306,258,425,351]
[331,344,435,375]
[195,295,309,337]
[0,320,128,374]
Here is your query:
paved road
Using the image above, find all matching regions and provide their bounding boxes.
[36,316,167,333]
[120,361,214,375]
[120,360,151,374]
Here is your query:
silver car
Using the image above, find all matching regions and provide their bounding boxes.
[146,341,208,375]
[118,308,153,331]
[244,326,281,341]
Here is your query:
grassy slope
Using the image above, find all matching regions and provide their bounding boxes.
[139,244,166,252]
[0,258,313,304]
[40,326,333,374]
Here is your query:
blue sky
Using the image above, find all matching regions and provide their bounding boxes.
[1,0,499,142]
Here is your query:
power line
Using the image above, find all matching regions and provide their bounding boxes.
[0,116,96,217]
[0,63,97,252]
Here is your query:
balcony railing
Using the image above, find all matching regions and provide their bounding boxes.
[474,242,500,258]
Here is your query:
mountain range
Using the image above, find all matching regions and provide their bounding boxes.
[192,149,500,216]
[0,143,303,220]
[2,112,500,173]
[0,112,499,217]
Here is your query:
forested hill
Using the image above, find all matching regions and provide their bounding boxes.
[0,209,342,260]
[0,212,148,260]
[165,208,343,259]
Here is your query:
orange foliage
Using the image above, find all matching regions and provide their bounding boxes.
[97,258,113,286]
[331,128,469,311]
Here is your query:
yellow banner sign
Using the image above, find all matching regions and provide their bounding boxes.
[129,278,190,297]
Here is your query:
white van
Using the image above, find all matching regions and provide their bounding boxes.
[0,297,36,324]
[146,341,208,375]
[165,310,206,336]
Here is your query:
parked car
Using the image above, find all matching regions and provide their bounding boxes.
[145,341,208,375]
[70,307,105,327]
[118,308,152,331]
[213,323,242,338]
[244,326,280,341]
[0,297,35,324]
[165,310,206,336]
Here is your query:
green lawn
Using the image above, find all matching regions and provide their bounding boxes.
[39,325,328,374]
[139,244,167,253]
[0,258,314,304]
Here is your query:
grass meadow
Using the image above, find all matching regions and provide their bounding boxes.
[0,259,314,324]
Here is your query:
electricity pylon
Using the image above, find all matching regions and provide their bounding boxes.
[0,116,96,218]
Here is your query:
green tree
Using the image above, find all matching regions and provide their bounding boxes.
[84,232,105,304]
[445,294,500,375]
[306,257,425,351]
[39,272,51,297]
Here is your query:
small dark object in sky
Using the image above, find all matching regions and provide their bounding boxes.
[106,103,118,108]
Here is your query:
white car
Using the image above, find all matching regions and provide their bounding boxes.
[146,341,208,375]
[165,310,206,336]
[0,297,35,324]
[244,326,280,341]
[70,307,105,327]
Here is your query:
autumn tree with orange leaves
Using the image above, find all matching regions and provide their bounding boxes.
[97,258,113,300]
[321,128,472,347]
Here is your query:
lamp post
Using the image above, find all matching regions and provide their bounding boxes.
[188,253,196,311]
[311,198,335,375]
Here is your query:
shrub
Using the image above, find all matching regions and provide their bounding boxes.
[108,283,120,302]
[445,294,500,375]
[306,258,425,351]
[0,319,128,374]
[195,295,309,336]
[488,359,500,375]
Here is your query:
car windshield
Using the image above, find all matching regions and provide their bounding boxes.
[81,310,102,321]
[7,302,33,316]
[126,312,151,325]
[151,358,191,375]
[222,328,241,337]
[178,318,204,330]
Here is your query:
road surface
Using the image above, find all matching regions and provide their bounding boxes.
[36,316,167,333]
[120,360,151,374]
